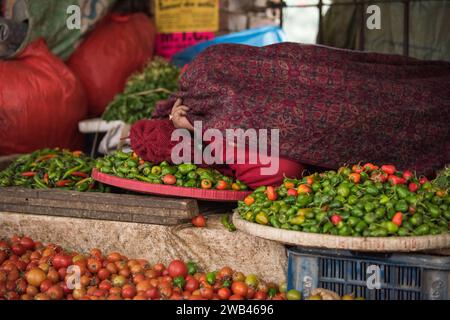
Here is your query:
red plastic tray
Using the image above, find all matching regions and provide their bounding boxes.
[92,169,252,202]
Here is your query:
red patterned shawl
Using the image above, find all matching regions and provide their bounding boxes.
[154,43,450,175]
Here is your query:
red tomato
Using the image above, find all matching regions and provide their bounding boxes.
[52,254,72,270]
[217,287,231,300]
[167,260,188,278]
[97,268,110,280]
[392,212,403,227]
[297,184,311,194]
[408,182,419,192]
[419,177,429,185]
[243,196,255,206]
[185,278,199,292]
[287,189,298,197]
[39,279,53,293]
[145,287,160,300]
[200,287,214,300]
[162,174,177,185]
[11,243,26,256]
[47,285,64,300]
[348,173,361,184]
[402,170,414,181]
[231,281,248,297]
[192,215,207,228]
[99,280,112,291]
[331,214,342,226]
[216,180,228,190]
[351,165,363,173]
[107,252,122,263]
[363,163,378,171]
[218,266,233,280]
[254,291,268,300]
[47,269,60,283]
[246,287,255,299]
[388,175,406,185]
[371,172,388,183]
[266,186,278,200]
[19,237,35,251]
[201,179,213,189]
[381,164,396,175]
[121,284,137,299]
[159,284,173,299]
[87,258,102,274]
[229,294,244,300]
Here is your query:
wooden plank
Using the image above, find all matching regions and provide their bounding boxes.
[0,195,195,218]
[0,187,199,225]
[0,204,185,225]
[1,187,194,210]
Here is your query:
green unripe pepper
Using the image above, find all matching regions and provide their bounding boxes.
[384,221,399,233]
[151,166,161,175]
[289,216,305,225]
[338,225,352,236]
[347,216,360,227]
[322,222,333,234]
[255,212,269,225]
[161,166,177,176]
[410,213,423,226]
[427,203,440,218]
[364,202,375,212]
[270,216,281,228]
[178,163,197,175]
[363,213,377,224]
[184,179,197,188]
[352,208,364,218]
[413,224,430,236]
[206,272,216,285]
[370,229,388,237]
[397,227,409,236]
[355,221,368,233]
[337,184,350,198]
[395,200,408,212]
[187,171,198,180]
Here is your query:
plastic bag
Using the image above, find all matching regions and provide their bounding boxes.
[67,13,156,117]
[0,39,87,155]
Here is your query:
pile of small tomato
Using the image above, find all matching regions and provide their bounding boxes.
[0,235,297,301]
[238,163,450,237]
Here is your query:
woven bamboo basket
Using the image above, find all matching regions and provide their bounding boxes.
[232,211,450,252]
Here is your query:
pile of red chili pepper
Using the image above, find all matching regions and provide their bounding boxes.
[0,149,108,192]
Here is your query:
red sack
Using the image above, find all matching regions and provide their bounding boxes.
[67,13,156,117]
[0,39,87,156]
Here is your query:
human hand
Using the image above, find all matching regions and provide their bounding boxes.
[170,98,194,131]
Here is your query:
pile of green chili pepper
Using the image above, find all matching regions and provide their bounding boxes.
[238,163,450,237]
[0,148,109,192]
[102,57,180,124]
[96,150,248,191]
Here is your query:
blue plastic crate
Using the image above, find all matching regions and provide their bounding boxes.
[287,246,450,300]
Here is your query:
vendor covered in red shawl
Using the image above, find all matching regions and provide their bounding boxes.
[131,43,450,188]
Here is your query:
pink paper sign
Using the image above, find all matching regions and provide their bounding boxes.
[156,32,215,59]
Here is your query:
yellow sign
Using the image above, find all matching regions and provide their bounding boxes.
[155,0,219,33]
